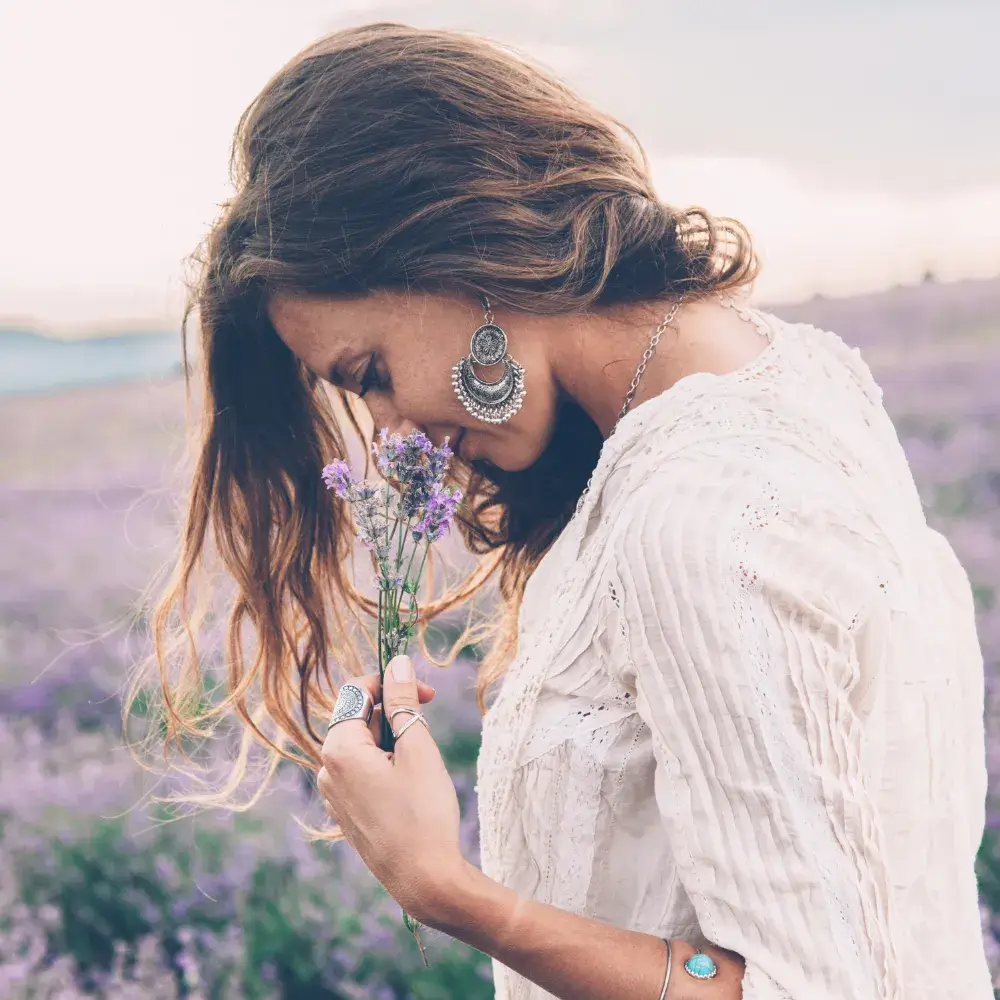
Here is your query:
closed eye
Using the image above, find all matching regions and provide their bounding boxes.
[357,353,390,398]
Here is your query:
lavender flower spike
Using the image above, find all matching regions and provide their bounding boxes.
[321,459,357,499]
[320,424,463,967]
[412,482,463,543]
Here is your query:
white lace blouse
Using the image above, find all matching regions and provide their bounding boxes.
[474,298,993,1000]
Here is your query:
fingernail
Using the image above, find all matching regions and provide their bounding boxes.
[391,655,414,682]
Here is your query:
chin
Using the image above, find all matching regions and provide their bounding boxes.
[494,452,541,473]
[458,421,552,474]
[483,419,560,471]
[469,441,543,473]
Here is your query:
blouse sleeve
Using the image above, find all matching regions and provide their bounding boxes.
[603,442,901,1000]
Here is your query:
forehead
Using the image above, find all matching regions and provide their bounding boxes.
[268,292,342,342]
[267,290,399,341]
[267,292,366,367]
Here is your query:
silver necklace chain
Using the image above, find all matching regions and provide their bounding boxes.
[574,297,685,517]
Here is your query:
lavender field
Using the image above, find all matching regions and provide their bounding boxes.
[2,277,999,997]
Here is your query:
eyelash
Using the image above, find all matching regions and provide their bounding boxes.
[357,354,388,398]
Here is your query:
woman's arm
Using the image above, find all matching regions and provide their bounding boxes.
[601,446,900,1000]
[425,862,745,1000]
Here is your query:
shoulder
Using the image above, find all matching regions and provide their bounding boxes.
[606,429,862,530]
[592,306,888,508]
[607,432,866,556]
[602,433,892,628]
[589,328,840,520]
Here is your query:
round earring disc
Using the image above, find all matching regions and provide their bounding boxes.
[470,324,507,366]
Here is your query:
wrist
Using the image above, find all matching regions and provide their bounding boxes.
[419,858,511,941]
[666,939,746,999]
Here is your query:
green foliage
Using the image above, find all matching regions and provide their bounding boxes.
[239,860,336,999]
[15,818,175,990]
[439,730,482,772]
[974,585,997,613]
[6,798,493,998]
[979,830,1000,915]
[931,480,977,518]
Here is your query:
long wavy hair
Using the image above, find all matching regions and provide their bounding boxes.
[125,22,758,835]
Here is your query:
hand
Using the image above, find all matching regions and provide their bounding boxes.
[318,654,469,925]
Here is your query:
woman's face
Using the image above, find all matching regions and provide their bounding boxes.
[267,288,561,473]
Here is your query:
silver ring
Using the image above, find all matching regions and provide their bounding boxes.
[389,706,429,741]
[326,683,374,731]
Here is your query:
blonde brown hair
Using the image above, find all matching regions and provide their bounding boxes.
[126,22,758,835]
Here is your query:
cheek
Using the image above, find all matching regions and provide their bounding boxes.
[411,358,458,407]
[380,365,456,427]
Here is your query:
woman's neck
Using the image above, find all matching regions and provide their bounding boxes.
[549,294,766,438]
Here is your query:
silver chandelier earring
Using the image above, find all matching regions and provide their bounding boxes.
[451,295,526,424]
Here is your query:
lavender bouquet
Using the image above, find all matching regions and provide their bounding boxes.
[322,427,464,964]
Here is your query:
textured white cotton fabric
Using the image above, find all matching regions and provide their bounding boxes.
[475,294,993,1000]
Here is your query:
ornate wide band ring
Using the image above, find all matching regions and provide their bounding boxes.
[388,706,430,741]
[326,682,375,732]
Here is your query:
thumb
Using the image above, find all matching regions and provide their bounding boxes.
[383,655,426,744]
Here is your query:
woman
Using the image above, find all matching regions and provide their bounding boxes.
[142,21,993,1000]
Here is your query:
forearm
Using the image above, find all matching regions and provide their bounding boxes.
[427,862,745,1000]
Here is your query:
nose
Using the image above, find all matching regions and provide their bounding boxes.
[424,425,459,449]
[363,397,421,440]
[363,398,461,449]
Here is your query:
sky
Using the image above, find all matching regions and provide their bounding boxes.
[2,0,998,336]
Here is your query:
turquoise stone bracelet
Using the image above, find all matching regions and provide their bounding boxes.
[684,952,718,979]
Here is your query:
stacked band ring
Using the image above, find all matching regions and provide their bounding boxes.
[389,706,429,741]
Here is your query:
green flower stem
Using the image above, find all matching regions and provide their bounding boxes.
[400,533,423,593]
[377,567,429,966]
[395,501,408,569]
[326,431,463,971]
[376,588,395,751]
[377,588,383,678]
[400,545,430,655]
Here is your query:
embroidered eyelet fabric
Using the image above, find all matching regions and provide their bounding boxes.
[475,296,993,1000]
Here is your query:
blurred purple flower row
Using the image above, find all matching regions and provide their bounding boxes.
[2,280,1000,992]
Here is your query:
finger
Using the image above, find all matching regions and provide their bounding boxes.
[332,672,436,705]
[322,683,379,762]
[317,766,336,816]
[367,702,421,748]
[382,654,435,762]
[323,796,338,823]
[317,767,344,830]
[368,702,385,746]
[326,671,436,751]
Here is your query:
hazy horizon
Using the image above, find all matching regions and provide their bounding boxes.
[4,1,998,336]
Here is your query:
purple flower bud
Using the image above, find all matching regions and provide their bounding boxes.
[371,426,455,499]
[407,430,433,455]
[321,459,356,499]
[413,483,462,542]
[427,440,453,481]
